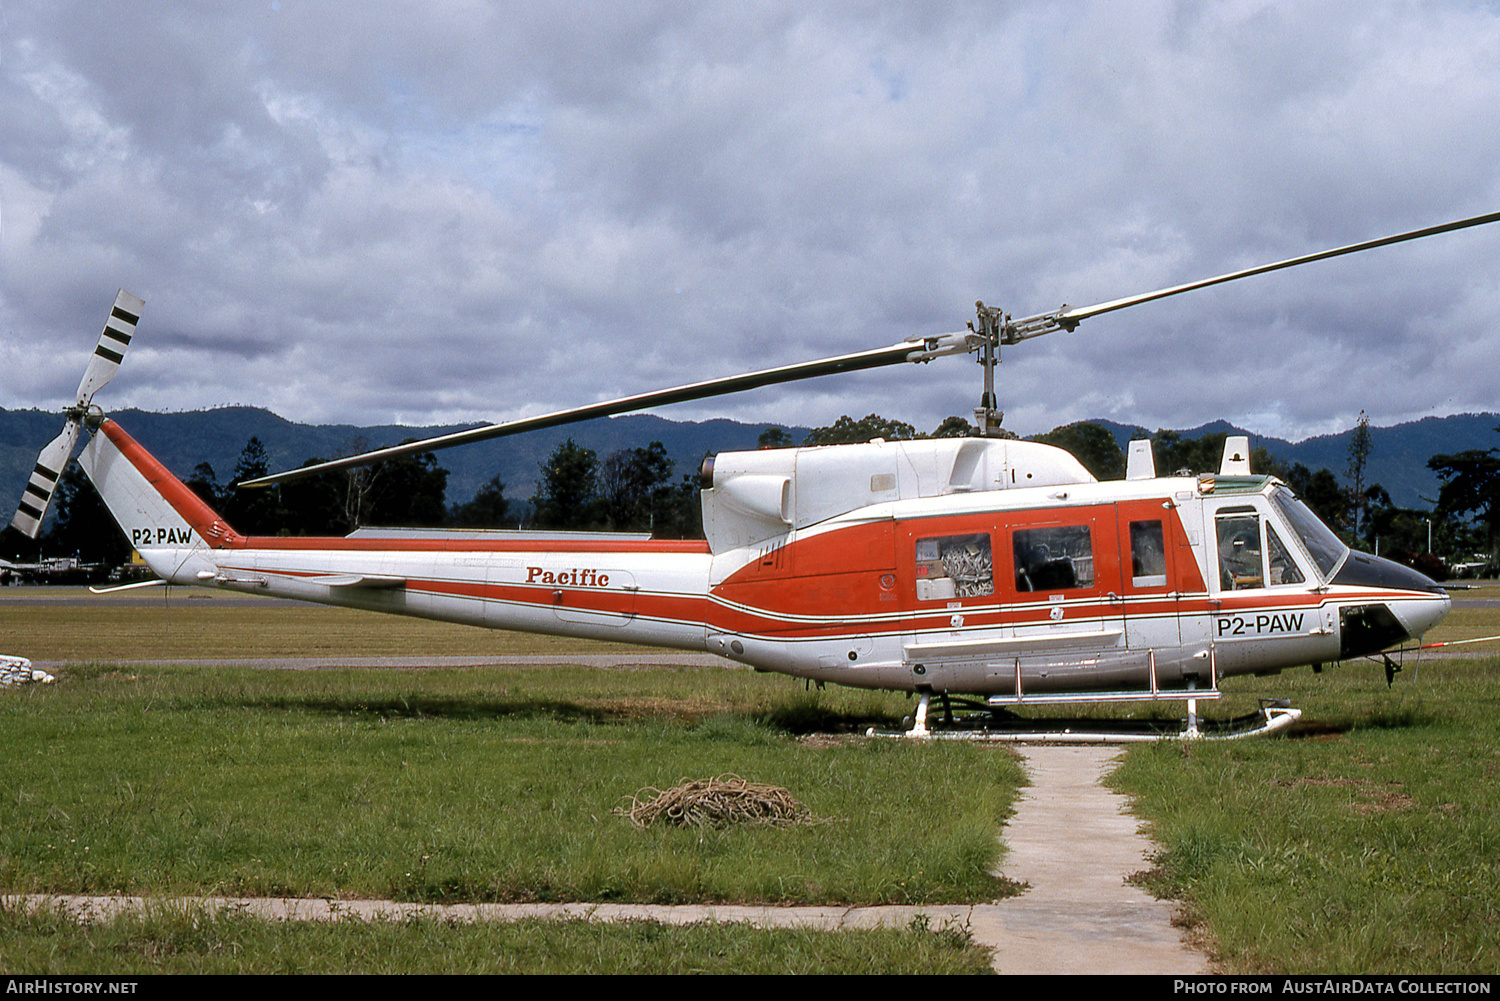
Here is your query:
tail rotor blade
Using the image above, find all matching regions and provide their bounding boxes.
[10,289,143,538]
[10,421,81,538]
[74,290,144,407]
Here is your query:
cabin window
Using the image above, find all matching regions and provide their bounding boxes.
[1013,525,1095,592]
[1216,509,1264,590]
[914,534,994,600]
[1266,523,1304,585]
[1129,520,1168,588]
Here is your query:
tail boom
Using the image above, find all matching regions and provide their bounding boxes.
[78,419,716,649]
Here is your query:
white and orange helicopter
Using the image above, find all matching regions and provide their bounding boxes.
[13,213,1498,739]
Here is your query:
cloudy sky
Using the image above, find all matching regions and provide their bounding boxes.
[3,1,1499,447]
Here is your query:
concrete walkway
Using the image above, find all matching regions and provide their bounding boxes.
[11,744,1207,975]
[976,745,1208,974]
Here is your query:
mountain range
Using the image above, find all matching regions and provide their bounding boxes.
[3,406,1497,527]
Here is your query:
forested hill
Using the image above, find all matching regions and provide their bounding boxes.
[0,406,804,517]
[2,406,1495,517]
[1092,414,1500,510]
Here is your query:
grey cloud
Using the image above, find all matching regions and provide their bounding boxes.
[2,1,1498,445]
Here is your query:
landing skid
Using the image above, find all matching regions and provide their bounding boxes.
[871,692,1301,743]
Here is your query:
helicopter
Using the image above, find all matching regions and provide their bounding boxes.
[13,212,1497,739]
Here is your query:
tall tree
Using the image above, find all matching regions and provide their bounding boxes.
[531,438,600,529]
[757,427,796,449]
[652,473,704,540]
[599,441,674,532]
[276,441,448,534]
[1347,411,1373,536]
[1282,463,1351,532]
[360,448,448,527]
[449,476,512,529]
[276,461,350,536]
[185,462,222,510]
[1151,429,1231,476]
[223,437,284,535]
[1429,442,1500,556]
[930,415,978,438]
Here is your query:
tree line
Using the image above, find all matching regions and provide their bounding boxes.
[10,412,1500,580]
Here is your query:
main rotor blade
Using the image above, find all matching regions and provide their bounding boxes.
[1050,210,1500,329]
[240,334,969,487]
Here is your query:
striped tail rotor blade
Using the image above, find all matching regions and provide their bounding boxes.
[10,420,80,538]
[74,290,143,406]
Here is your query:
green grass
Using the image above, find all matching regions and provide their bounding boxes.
[1110,657,1500,974]
[0,662,1022,907]
[12,584,1500,974]
[0,587,640,661]
[0,905,993,974]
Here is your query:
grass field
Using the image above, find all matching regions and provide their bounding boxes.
[4,584,1499,974]
[0,907,993,975]
[0,662,1021,906]
[1113,652,1500,973]
[0,587,1016,973]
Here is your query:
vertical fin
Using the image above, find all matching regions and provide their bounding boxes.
[77,420,236,583]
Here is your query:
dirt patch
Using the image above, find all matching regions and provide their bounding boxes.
[1277,775,1414,813]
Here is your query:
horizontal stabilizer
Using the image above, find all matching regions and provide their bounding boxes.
[309,573,408,589]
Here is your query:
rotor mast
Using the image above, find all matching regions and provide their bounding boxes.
[969,300,1082,436]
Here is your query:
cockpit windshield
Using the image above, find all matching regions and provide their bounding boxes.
[1270,486,1348,581]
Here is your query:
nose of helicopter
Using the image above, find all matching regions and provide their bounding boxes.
[1331,551,1451,654]
[1392,587,1451,639]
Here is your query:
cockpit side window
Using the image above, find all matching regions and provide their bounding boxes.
[1266,523,1305,585]
[1216,508,1264,590]
[1270,486,1349,581]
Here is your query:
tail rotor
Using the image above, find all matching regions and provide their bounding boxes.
[9,290,143,537]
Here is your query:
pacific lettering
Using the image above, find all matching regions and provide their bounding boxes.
[525,567,611,588]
